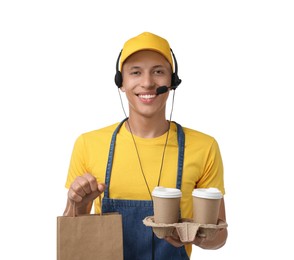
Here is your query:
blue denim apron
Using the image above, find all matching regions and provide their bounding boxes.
[102,118,189,260]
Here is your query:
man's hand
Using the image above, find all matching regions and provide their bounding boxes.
[64,173,105,216]
[164,227,227,250]
[164,232,206,248]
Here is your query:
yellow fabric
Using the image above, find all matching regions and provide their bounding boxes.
[65,121,225,257]
[120,32,173,71]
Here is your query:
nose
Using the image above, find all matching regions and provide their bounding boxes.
[141,72,155,89]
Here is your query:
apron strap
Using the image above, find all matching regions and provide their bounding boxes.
[174,122,185,190]
[104,118,128,198]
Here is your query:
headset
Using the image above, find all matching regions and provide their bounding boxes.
[114,48,182,89]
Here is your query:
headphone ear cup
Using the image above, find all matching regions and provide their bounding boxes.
[115,71,122,88]
[171,73,182,89]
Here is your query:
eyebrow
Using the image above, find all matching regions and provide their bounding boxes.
[129,65,165,70]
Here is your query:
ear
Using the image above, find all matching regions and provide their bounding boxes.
[120,85,126,92]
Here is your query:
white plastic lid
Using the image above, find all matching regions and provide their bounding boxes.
[152,187,182,198]
[192,188,223,199]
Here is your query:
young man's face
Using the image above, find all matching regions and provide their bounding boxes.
[121,50,172,118]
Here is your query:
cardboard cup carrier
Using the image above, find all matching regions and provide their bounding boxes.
[143,187,227,242]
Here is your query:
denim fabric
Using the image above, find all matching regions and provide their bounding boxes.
[102,118,189,260]
[102,198,189,260]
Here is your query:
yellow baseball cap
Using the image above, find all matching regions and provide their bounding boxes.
[120,32,173,71]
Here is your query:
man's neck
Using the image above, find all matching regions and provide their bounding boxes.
[125,116,169,138]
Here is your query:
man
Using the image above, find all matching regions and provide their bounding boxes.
[63,32,227,259]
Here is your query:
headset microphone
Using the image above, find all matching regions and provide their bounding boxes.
[156,86,170,95]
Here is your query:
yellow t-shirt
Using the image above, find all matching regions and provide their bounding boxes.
[65,121,225,257]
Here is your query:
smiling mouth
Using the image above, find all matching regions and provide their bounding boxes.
[137,94,156,99]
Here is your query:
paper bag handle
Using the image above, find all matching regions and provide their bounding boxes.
[73,195,102,217]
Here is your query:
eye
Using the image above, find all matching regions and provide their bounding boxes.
[130,70,141,75]
[154,69,165,75]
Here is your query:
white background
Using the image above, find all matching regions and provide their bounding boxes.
[1,0,293,259]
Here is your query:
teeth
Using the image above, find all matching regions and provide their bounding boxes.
[138,94,156,99]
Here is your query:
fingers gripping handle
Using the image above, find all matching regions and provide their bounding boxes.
[72,195,102,217]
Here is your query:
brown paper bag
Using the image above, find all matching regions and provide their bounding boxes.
[57,198,123,260]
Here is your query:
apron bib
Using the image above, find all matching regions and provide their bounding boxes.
[102,118,189,260]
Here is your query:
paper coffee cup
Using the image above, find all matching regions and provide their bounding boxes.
[192,188,222,224]
[152,187,182,224]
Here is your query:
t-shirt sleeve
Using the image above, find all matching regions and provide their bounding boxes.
[196,139,225,195]
[65,134,88,189]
